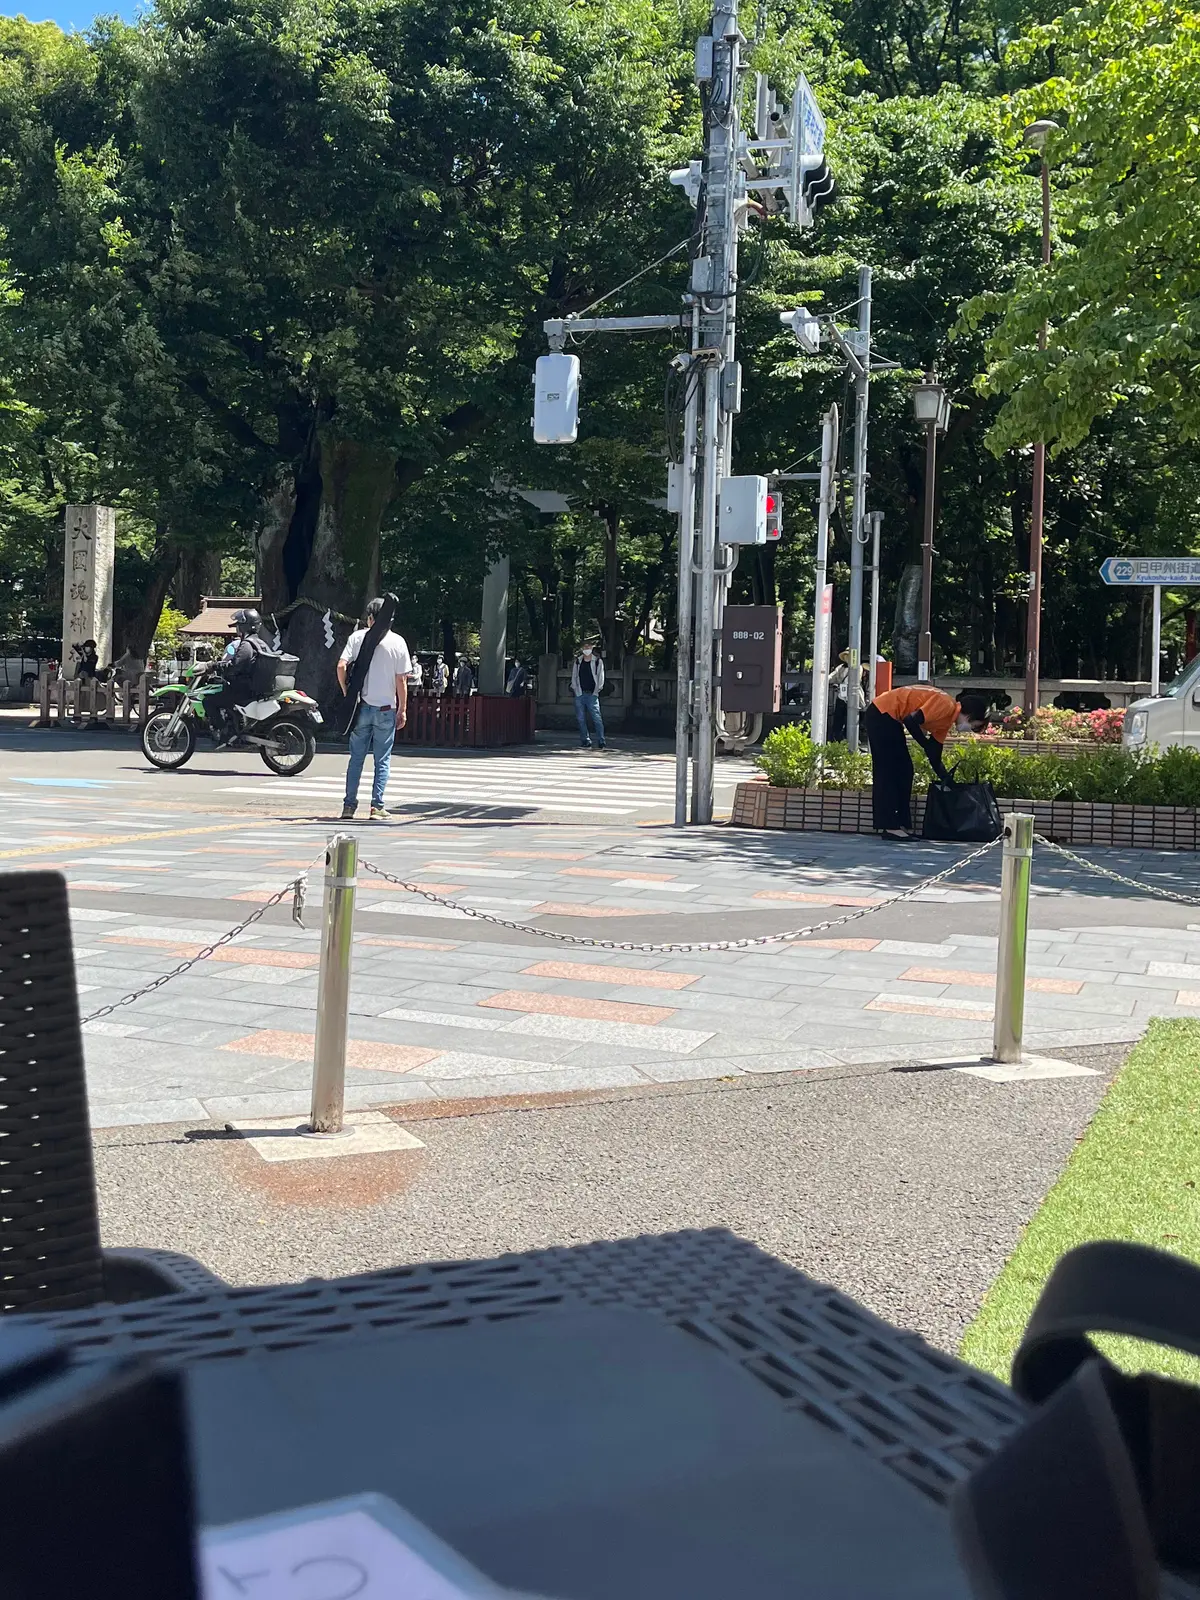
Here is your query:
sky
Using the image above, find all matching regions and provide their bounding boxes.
[9,0,140,28]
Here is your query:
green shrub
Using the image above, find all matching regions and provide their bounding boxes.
[756,726,1200,808]
[755,723,818,788]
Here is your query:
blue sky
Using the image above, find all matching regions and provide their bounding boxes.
[10,0,140,28]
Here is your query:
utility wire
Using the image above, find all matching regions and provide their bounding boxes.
[570,235,697,322]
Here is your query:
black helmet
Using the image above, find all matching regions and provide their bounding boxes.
[231,608,260,637]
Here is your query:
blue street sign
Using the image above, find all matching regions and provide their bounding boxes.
[1100,556,1200,586]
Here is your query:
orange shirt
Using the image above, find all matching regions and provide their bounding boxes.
[873,687,960,744]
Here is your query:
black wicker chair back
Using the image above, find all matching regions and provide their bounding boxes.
[0,871,105,1311]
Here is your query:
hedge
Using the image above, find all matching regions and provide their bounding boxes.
[754,724,1200,808]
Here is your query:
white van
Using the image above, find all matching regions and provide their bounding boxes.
[1124,660,1200,752]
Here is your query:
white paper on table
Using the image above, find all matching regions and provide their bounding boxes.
[200,1493,542,1600]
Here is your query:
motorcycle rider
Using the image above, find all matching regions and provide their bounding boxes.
[210,609,269,747]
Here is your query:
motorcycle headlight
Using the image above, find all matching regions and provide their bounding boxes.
[1126,710,1148,745]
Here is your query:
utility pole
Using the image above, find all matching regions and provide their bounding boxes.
[690,0,742,825]
[810,405,838,745]
[1022,119,1059,717]
[845,264,872,754]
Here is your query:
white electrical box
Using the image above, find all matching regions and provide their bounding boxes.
[532,353,580,444]
[666,462,684,513]
[718,474,768,545]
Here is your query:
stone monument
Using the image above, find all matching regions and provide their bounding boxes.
[62,505,116,673]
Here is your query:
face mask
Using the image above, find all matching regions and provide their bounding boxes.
[582,650,593,660]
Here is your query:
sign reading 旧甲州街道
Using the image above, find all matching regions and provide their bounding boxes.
[1100,556,1200,586]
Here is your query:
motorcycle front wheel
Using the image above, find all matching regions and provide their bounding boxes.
[141,710,196,770]
[261,719,316,776]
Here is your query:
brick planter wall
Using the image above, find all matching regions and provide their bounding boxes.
[730,781,1200,849]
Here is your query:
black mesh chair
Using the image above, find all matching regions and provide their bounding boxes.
[0,870,224,1313]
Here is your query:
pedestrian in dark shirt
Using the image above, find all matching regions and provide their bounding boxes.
[570,645,607,749]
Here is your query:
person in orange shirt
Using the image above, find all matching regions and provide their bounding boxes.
[865,685,990,839]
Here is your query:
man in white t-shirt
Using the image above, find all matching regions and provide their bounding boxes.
[336,597,412,820]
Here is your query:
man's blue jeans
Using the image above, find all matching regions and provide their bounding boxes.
[344,704,396,809]
[574,692,605,748]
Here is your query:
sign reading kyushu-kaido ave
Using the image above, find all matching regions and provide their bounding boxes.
[62,505,116,673]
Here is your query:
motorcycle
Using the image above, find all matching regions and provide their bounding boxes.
[140,660,322,774]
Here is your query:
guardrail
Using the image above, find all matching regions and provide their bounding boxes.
[396,692,535,748]
[37,671,152,730]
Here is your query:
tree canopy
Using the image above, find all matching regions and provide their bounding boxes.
[0,0,1197,688]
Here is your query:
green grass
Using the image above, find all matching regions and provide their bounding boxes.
[960,1018,1200,1386]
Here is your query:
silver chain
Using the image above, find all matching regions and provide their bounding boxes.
[80,858,319,1025]
[1035,834,1200,906]
[357,836,1003,955]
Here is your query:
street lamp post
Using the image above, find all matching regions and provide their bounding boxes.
[1022,119,1059,717]
[912,372,950,682]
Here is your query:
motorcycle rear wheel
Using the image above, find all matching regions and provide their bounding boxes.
[260,719,316,776]
[141,710,196,770]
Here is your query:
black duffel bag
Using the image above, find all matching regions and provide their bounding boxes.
[921,776,1002,843]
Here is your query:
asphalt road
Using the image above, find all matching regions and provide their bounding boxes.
[93,1042,1121,1354]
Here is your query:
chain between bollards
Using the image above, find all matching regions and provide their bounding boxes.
[308,833,358,1136]
[992,812,1034,1065]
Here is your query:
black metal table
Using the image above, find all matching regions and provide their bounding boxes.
[24,1227,1025,1509]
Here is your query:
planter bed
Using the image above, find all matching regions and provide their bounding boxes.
[730,781,1200,850]
[944,737,1110,759]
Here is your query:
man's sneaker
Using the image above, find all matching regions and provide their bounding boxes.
[369,806,389,822]
[340,803,356,820]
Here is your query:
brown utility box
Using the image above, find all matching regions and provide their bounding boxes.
[721,604,782,713]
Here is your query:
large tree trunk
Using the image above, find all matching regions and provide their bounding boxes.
[285,435,395,712]
[118,528,179,657]
[174,547,222,616]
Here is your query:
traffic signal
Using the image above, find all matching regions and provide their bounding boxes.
[799,159,836,224]
[766,492,782,541]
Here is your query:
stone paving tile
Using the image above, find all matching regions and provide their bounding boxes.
[478,989,677,1025]
[901,965,1083,996]
[89,1097,210,1128]
[530,901,656,919]
[520,960,699,990]
[866,994,995,1022]
[407,1065,652,1098]
[494,1012,713,1053]
[222,1031,441,1072]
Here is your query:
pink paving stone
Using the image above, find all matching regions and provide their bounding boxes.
[491,851,590,860]
[478,990,676,1025]
[1176,992,1200,1007]
[559,867,677,882]
[866,997,995,1021]
[222,1032,439,1072]
[752,890,884,907]
[227,890,276,904]
[900,966,1083,995]
[209,947,319,970]
[521,960,698,990]
[796,938,881,951]
[360,937,459,951]
[531,903,654,919]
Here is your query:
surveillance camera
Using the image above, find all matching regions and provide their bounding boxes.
[670,351,691,372]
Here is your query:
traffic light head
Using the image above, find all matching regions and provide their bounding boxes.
[765,492,782,541]
[799,159,836,225]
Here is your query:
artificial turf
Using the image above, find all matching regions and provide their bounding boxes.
[960,1018,1200,1386]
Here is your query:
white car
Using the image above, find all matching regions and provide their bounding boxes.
[1123,657,1200,753]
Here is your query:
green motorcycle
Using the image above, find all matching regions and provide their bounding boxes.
[140,662,321,774]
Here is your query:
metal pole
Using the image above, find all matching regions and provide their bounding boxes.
[1024,158,1052,717]
[867,511,883,702]
[690,0,741,826]
[693,358,722,822]
[992,812,1033,1064]
[919,422,937,680]
[309,833,358,1134]
[1151,583,1162,697]
[845,264,872,753]
[674,357,701,827]
[810,406,839,745]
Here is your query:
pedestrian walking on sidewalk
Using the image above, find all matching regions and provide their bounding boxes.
[337,597,412,821]
[571,644,606,749]
[864,685,988,840]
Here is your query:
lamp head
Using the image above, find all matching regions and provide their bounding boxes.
[1022,119,1060,151]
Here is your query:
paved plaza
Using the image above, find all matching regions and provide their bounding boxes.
[3,727,1199,1129]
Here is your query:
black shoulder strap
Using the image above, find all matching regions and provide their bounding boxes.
[952,1242,1200,1598]
[339,594,398,736]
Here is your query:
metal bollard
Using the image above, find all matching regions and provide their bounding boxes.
[992,812,1034,1064]
[308,833,358,1134]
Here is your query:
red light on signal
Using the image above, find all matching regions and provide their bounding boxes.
[765,494,776,513]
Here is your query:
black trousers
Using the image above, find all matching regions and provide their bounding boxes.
[865,703,914,831]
